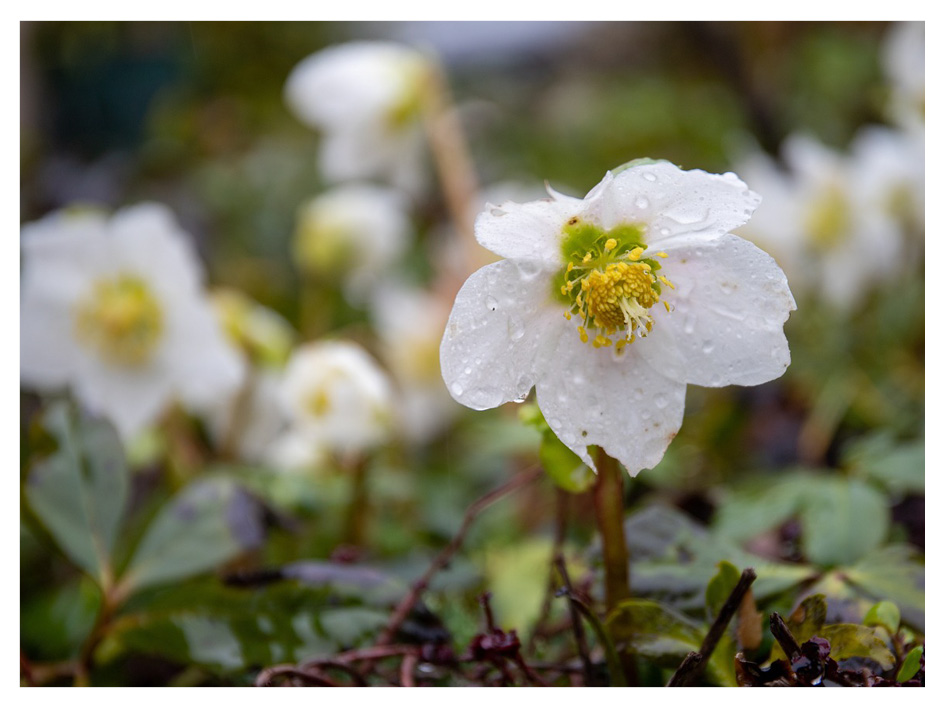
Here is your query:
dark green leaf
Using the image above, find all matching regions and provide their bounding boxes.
[842,545,924,631]
[20,577,102,661]
[119,477,264,595]
[705,560,740,621]
[897,646,923,682]
[105,579,384,673]
[843,432,924,495]
[25,402,128,588]
[625,506,815,611]
[606,599,736,686]
[799,478,888,566]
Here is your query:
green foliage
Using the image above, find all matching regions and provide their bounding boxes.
[25,401,129,588]
[104,579,386,673]
[607,599,736,687]
[863,601,901,635]
[897,646,923,683]
[119,477,264,596]
[769,593,894,670]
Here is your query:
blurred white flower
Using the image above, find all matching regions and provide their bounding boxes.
[267,341,395,469]
[371,284,460,444]
[20,204,244,440]
[737,131,916,311]
[440,161,795,476]
[882,21,924,131]
[201,290,296,462]
[294,184,411,301]
[285,41,431,193]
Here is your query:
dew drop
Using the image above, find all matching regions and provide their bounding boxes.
[683,315,696,335]
[701,340,715,354]
[720,283,734,295]
[484,295,498,311]
[655,394,667,409]
[549,418,562,428]
[660,228,670,236]
[643,172,657,182]
[516,260,541,280]
[451,383,464,397]
[635,196,650,209]
[509,316,525,341]
[464,367,472,375]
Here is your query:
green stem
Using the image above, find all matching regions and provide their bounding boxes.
[593,448,631,610]
[343,456,369,547]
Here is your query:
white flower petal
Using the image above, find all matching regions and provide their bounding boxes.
[593,162,761,246]
[441,260,566,409]
[638,233,795,387]
[72,358,175,440]
[474,195,578,267]
[535,337,687,476]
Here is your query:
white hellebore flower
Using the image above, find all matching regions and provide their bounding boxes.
[294,184,411,301]
[20,204,245,440]
[882,21,924,132]
[440,161,795,476]
[285,41,430,193]
[371,284,460,444]
[268,341,395,469]
[737,133,910,311]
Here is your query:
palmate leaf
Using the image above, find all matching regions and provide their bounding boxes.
[104,579,388,674]
[118,476,265,596]
[25,402,128,589]
[624,506,815,612]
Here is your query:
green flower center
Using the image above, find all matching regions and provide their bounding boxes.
[75,275,164,366]
[805,185,852,250]
[554,218,673,350]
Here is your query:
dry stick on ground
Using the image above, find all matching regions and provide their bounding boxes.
[768,612,802,659]
[667,567,758,687]
[554,553,594,686]
[400,654,418,688]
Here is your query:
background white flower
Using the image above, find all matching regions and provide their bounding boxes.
[293,184,412,301]
[882,21,924,132]
[20,204,245,440]
[440,162,795,476]
[736,132,912,311]
[267,341,395,469]
[284,41,430,193]
[371,283,460,444]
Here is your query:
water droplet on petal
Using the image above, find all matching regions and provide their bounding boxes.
[635,196,650,209]
[451,383,464,397]
[464,367,472,375]
[655,395,667,409]
[515,260,541,280]
[484,295,498,311]
[701,340,715,354]
[683,315,696,335]
[643,172,657,182]
[509,316,525,341]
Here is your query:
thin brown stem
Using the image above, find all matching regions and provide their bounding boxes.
[667,568,757,686]
[769,612,802,659]
[419,60,479,269]
[554,554,593,684]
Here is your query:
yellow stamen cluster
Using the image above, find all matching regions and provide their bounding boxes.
[75,275,164,366]
[559,229,674,350]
